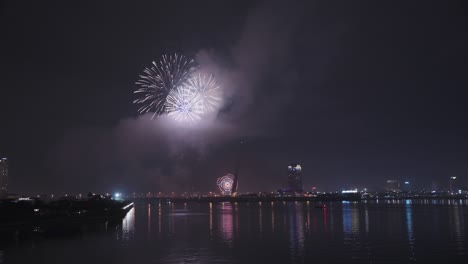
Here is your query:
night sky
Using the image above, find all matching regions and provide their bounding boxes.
[1,0,467,195]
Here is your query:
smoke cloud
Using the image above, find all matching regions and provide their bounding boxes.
[48,1,303,194]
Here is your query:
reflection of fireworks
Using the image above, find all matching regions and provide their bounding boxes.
[183,73,221,113]
[217,174,235,195]
[133,54,197,119]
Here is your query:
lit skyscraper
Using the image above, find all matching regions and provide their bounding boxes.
[287,164,303,193]
[385,180,401,192]
[0,158,8,197]
[403,181,412,192]
[449,176,457,193]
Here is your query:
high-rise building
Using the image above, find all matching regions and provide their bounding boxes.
[449,176,457,193]
[403,181,412,192]
[0,158,8,197]
[385,180,400,192]
[287,164,303,193]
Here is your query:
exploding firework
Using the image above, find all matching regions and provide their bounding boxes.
[183,73,222,113]
[133,54,197,119]
[164,73,221,122]
[165,85,204,122]
[217,174,235,195]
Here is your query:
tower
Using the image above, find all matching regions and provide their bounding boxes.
[385,180,401,192]
[287,164,303,193]
[449,176,457,193]
[0,158,8,197]
[231,140,244,197]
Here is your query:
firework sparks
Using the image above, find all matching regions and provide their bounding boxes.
[133,54,197,119]
[165,86,204,122]
[134,54,223,123]
[183,73,222,113]
[165,73,222,122]
[217,174,235,195]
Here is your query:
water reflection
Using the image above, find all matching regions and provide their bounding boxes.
[147,203,151,235]
[323,206,327,230]
[271,201,275,232]
[170,202,175,233]
[449,204,465,254]
[288,202,305,262]
[405,200,415,261]
[158,202,162,234]
[305,202,310,234]
[342,201,361,259]
[209,202,213,236]
[259,202,263,234]
[218,202,234,246]
[342,202,360,237]
[121,207,135,241]
[234,202,239,238]
[364,206,369,234]
[3,200,468,263]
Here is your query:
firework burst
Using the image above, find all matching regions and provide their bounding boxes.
[183,73,222,113]
[133,54,197,119]
[217,174,235,195]
[165,86,204,122]
[165,73,222,122]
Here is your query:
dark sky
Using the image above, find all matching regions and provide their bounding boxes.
[1,0,467,195]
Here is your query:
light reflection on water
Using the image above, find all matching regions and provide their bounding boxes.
[271,201,275,232]
[450,203,465,254]
[120,207,135,241]
[147,203,151,236]
[405,200,416,262]
[218,202,234,246]
[1,200,467,263]
[342,201,362,262]
[288,202,305,262]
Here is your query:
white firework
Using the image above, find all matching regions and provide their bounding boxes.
[183,73,221,113]
[217,174,235,195]
[165,86,204,122]
[133,54,197,119]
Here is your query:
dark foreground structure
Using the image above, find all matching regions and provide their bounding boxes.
[0,196,133,236]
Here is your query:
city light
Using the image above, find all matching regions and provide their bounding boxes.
[342,189,358,194]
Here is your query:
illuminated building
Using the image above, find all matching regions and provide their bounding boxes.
[403,181,412,192]
[385,180,400,192]
[0,158,8,197]
[231,140,245,197]
[217,174,235,196]
[449,176,457,193]
[287,164,303,193]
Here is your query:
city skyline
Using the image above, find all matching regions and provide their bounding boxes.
[1,0,468,194]
[1,154,465,196]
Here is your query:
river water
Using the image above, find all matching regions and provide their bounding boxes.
[1,199,467,263]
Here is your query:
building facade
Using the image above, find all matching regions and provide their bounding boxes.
[385,180,401,192]
[287,164,303,193]
[0,158,8,197]
[449,176,457,193]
